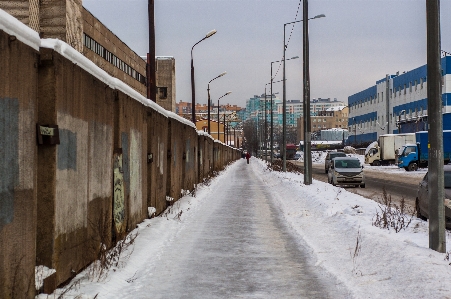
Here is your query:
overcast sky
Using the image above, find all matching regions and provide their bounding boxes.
[82,0,451,107]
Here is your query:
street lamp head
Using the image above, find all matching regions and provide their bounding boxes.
[313,14,326,19]
[225,91,232,95]
[290,56,300,60]
[206,29,217,38]
[219,71,227,77]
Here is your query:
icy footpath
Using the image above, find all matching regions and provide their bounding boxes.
[36,163,236,298]
[251,158,451,298]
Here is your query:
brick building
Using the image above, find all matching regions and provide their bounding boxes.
[297,106,349,141]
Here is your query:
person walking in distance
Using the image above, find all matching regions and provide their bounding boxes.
[246,152,251,164]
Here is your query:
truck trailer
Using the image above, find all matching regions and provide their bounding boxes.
[364,133,416,166]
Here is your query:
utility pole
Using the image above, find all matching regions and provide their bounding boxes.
[426,0,445,252]
[386,74,390,133]
[303,0,312,185]
[147,0,156,102]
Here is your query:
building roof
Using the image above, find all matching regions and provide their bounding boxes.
[326,106,347,111]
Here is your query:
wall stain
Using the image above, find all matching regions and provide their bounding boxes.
[113,152,125,235]
[121,132,130,198]
[57,129,77,170]
[0,98,19,229]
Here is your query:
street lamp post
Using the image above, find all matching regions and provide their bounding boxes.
[283,14,324,173]
[207,71,227,134]
[191,29,217,123]
[217,91,232,142]
[353,117,357,145]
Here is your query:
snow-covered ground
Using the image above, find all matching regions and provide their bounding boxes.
[38,157,451,298]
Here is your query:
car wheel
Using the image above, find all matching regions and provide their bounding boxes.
[360,184,365,188]
[373,160,380,166]
[415,198,427,220]
[408,163,418,171]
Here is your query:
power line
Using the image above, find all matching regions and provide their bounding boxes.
[272,0,302,80]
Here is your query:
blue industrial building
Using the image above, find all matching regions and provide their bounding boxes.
[348,55,451,146]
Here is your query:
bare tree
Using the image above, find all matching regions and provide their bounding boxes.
[242,119,259,155]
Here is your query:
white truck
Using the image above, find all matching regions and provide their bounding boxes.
[364,133,416,166]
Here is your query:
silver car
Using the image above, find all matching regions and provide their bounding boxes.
[328,157,365,188]
[324,152,347,173]
[415,165,451,228]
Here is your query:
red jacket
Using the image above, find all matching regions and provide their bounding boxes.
[245,153,251,159]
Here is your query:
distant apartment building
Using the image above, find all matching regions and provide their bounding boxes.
[348,55,451,145]
[176,101,243,121]
[276,98,345,127]
[244,94,281,123]
[297,106,349,141]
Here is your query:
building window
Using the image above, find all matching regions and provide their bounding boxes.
[158,87,168,99]
[83,33,146,84]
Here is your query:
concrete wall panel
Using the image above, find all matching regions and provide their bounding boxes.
[37,49,115,286]
[0,30,38,298]
[147,109,168,215]
[115,91,147,230]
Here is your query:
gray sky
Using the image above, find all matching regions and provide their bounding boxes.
[83,0,451,107]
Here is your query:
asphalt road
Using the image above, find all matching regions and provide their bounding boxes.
[291,161,423,208]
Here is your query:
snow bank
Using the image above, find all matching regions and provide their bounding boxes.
[252,159,451,298]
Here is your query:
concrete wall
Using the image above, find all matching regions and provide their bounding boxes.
[0,24,240,293]
[0,29,38,299]
[36,48,115,286]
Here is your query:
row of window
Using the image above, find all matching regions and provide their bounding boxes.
[83,34,146,85]
[313,124,343,128]
[351,108,425,130]
[350,79,427,111]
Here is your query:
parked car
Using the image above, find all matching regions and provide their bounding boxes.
[328,157,365,188]
[324,151,347,173]
[415,165,451,228]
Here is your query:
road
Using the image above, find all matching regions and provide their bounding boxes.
[291,161,423,208]
[110,159,350,298]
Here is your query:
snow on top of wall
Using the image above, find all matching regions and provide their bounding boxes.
[197,130,215,140]
[166,111,196,129]
[40,38,203,130]
[40,39,200,129]
[0,8,40,51]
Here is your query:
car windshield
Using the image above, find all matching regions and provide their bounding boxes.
[330,153,346,159]
[334,159,361,168]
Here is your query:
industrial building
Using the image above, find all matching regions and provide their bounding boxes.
[348,55,451,146]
